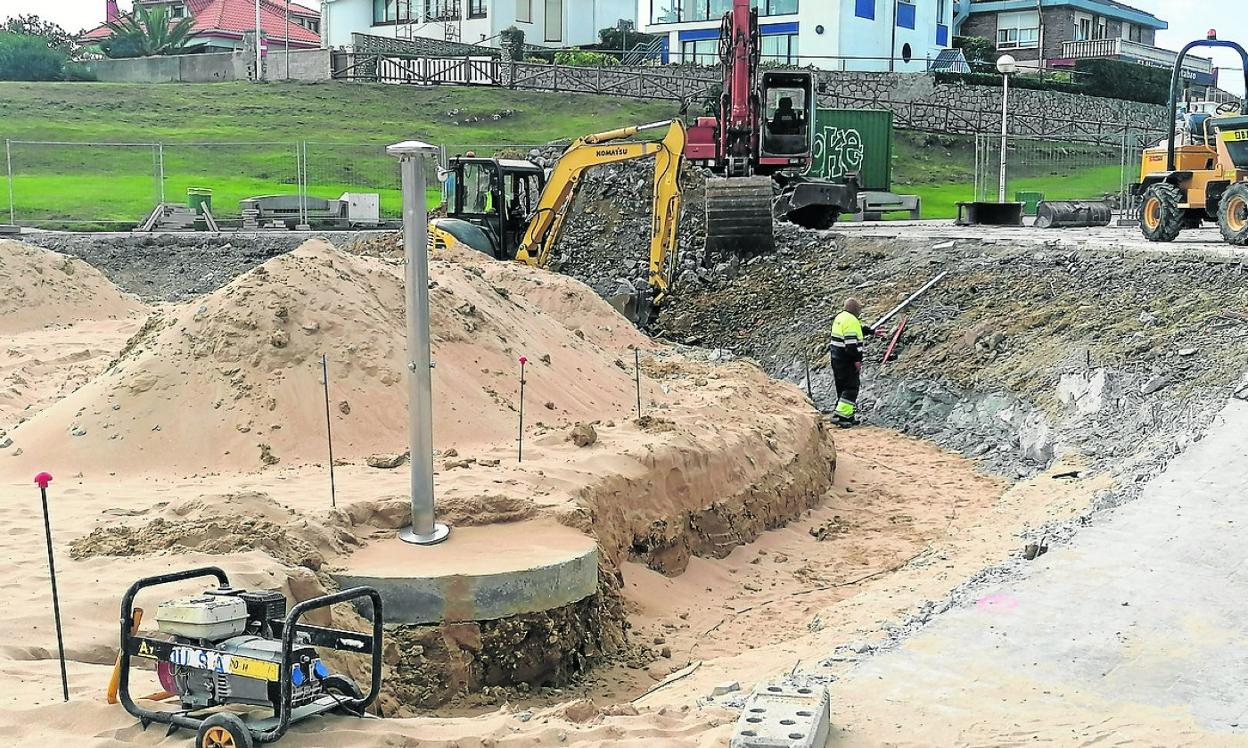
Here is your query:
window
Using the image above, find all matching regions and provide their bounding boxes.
[654,0,796,24]
[425,0,459,22]
[459,163,496,214]
[896,0,915,30]
[169,4,187,19]
[469,0,486,17]
[996,10,1038,49]
[854,0,874,20]
[1074,12,1106,41]
[517,0,530,22]
[681,38,718,64]
[544,0,562,42]
[373,0,414,24]
[1121,21,1131,40]
[760,32,798,64]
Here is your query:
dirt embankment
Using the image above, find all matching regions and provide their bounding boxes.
[659,235,1248,487]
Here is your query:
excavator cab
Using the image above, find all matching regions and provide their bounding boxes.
[431,158,546,260]
[759,71,815,170]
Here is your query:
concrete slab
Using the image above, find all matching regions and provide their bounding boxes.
[730,682,830,748]
[835,398,1248,738]
[334,518,598,625]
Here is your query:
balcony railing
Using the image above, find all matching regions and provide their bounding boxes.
[1062,38,1213,75]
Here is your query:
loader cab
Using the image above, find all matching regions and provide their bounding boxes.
[759,70,815,174]
[441,157,546,259]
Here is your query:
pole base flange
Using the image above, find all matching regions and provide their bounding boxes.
[399,523,450,546]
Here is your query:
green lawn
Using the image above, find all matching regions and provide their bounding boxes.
[0,81,1134,226]
[0,81,677,227]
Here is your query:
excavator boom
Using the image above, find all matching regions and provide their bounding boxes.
[516,119,686,321]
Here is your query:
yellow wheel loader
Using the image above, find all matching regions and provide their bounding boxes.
[1135,32,1248,244]
[429,120,686,325]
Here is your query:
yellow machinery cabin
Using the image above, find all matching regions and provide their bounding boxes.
[1134,33,1248,244]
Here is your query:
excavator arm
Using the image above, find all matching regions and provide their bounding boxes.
[515,120,686,313]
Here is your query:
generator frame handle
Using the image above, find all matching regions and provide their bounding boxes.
[117,566,233,732]
[257,586,384,744]
[117,568,384,745]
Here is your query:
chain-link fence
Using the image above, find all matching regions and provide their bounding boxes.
[973,131,1153,212]
[1,139,454,229]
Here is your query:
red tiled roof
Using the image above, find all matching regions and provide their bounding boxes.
[82,0,320,45]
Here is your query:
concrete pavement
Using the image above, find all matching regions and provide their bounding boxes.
[832,398,1248,742]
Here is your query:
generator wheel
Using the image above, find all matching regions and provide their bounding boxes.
[1218,183,1248,245]
[1140,183,1184,242]
[197,713,253,748]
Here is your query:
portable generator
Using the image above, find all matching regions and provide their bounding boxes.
[117,567,383,748]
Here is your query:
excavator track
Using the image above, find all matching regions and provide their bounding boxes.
[704,176,775,257]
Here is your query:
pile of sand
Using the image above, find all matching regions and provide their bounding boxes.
[0,239,145,334]
[4,239,659,476]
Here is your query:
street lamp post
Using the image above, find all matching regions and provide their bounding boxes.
[997,54,1018,203]
[387,140,450,546]
[255,0,262,80]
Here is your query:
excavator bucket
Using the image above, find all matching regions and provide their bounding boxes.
[607,291,657,328]
[704,176,776,256]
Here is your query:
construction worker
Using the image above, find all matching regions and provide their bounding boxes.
[829,297,880,428]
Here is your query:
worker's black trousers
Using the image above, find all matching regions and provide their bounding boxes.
[830,353,860,418]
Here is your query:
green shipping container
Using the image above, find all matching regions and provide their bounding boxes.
[808,109,893,192]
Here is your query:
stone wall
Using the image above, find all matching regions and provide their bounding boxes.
[352,32,499,58]
[815,71,1168,140]
[494,62,1167,140]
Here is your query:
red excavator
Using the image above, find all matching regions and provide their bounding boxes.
[687,0,859,255]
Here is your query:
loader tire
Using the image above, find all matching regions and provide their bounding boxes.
[1140,183,1184,243]
[1218,183,1248,245]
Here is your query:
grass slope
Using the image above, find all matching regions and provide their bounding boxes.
[0,81,1132,226]
[0,81,677,226]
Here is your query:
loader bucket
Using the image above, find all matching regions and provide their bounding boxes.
[1034,201,1113,229]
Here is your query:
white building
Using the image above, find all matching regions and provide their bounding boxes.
[639,0,955,72]
[323,0,635,50]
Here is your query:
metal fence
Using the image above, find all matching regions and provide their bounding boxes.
[0,139,444,229]
[972,131,1153,211]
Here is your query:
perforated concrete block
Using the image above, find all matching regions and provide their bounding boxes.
[729,681,830,748]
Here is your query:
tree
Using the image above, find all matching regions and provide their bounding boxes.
[0,31,66,80]
[953,35,998,74]
[598,25,657,60]
[2,15,76,57]
[99,5,196,59]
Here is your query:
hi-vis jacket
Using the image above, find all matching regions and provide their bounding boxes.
[830,311,874,362]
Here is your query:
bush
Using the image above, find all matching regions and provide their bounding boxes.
[934,70,1082,95]
[500,26,525,61]
[1074,58,1173,105]
[554,50,619,67]
[0,31,66,80]
[953,35,998,74]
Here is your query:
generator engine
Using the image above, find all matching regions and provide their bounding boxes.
[153,588,343,711]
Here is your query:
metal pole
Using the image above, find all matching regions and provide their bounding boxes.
[322,354,337,509]
[634,348,642,418]
[389,140,449,546]
[285,0,291,81]
[6,139,15,225]
[804,356,813,402]
[35,473,69,702]
[255,0,262,81]
[870,271,949,330]
[518,357,527,462]
[999,72,1009,203]
[157,144,165,206]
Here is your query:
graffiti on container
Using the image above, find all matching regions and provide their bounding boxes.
[810,126,865,180]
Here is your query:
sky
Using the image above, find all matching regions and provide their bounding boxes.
[0,0,1243,90]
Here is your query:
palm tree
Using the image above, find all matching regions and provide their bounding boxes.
[100,4,196,58]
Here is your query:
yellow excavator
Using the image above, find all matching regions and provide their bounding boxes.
[428,120,685,324]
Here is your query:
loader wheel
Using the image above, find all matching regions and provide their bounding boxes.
[197,713,253,748]
[1218,183,1248,245]
[1140,183,1184,242]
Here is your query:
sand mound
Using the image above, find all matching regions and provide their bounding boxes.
[0,239,146,334]
[5,239,655,476]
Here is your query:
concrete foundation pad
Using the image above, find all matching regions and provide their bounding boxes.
[333,518,599,625]
[730,682,831,748]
